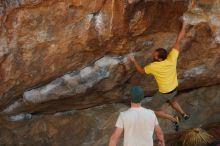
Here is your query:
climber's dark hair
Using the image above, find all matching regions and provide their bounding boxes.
[155,48,168,60]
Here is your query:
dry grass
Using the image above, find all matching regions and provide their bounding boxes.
[180,128,215,146]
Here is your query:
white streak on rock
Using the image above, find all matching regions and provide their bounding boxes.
[86,14,93,21]
[80,67,95,78]
[2,100,22,113]
[95,56,120,68]
[24,90,41,103]
[94,12,104,34]
[40,79,62,95]
[183,65,206,78]
[54,110,76,116]
[23,56,124,104]
[209,15,220,27]
[63,73,80,87]
[183,12,208,25]
[9,113,32,122]
[215,35,220,44]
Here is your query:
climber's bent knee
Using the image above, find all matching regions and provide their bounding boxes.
[147,89,178,110]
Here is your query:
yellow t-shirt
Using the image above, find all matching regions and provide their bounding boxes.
[144,49,179,93]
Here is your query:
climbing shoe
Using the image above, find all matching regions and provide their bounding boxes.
[173,122,179,132]
[182,113,190,120]
[173,115,180,132]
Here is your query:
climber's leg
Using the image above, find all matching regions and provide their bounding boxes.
[154,111,177,122]
[162,89,184,115]
[146,91,181,131]
[154,111,180,131]
[170,100,185,115]
[147,92,178,123]
[169,95,190,120]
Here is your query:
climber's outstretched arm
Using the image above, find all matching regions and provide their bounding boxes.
[129,55,145,74]
[174,23,188,51]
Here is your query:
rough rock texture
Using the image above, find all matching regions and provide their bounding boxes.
[0,104,126,146]
[183,0,220,43]
[0,85,220,146]
[143,85,220,134]
[0,0,220,114]
[0,0,220,145]
[3,23,220,114]
[0,0,190,112]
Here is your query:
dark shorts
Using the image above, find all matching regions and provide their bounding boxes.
[149,89,177,111]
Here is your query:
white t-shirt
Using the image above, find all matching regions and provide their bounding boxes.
[116,107,159,146]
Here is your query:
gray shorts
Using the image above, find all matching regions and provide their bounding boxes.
[148,89,177,111]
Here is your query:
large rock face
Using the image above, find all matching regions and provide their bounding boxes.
[0,85,220,146]
[0,0,220,145]
[0,0,220,114]
[0,0,189,112]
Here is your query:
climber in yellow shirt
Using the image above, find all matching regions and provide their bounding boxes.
[129,22,190,131]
